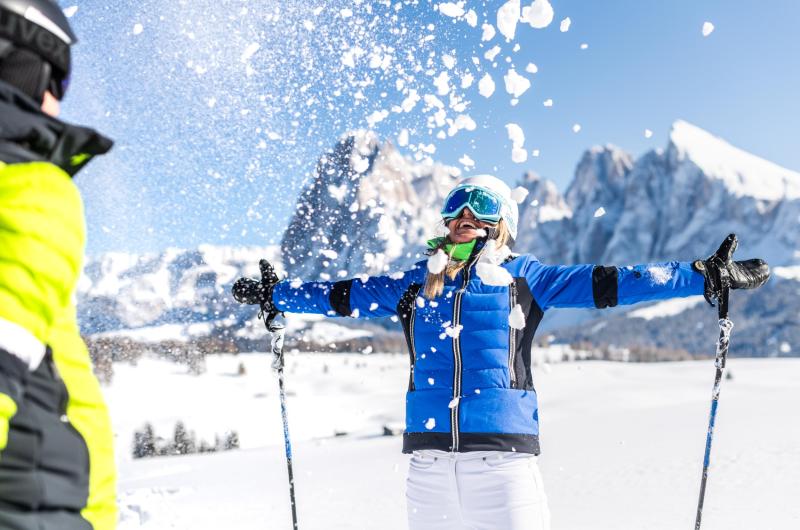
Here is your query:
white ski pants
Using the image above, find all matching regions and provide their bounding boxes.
[406,450,551,530]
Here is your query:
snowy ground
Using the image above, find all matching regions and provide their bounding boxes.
[110,354,800,529]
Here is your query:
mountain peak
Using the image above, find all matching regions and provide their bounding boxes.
[669,120,800,201]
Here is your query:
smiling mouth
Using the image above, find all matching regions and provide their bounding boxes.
[458,220,478,230]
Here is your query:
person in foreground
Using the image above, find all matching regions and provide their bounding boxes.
[0,1,117,528]
[233,174,770,529]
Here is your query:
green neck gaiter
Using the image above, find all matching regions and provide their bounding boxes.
[426,237,477,262]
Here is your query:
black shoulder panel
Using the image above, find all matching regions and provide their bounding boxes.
[592,266,619,308]
[330,279,354,317]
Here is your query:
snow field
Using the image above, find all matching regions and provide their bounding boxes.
[112,355,800,529]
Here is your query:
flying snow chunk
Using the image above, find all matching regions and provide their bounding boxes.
[438,2,466,18]
[459,154,475,167]
[543,98,553,107]
[525,63,539,74]
[477,263,514,286]
[580,43,589,50]
[497,0,521,41]
[780,342,792,354]
[321,249,339,260]
[133,23,144,35]
[511,187,530,204]
[702,21,715,37]
[504,69,531,97]
[241,42,260,62]
[461,73,474,88]
[445,324,464,338]
[465,9,478,27]
[481,23,497,41]
[484,46,502,61]
[366,110,389,127]
[478,74,496,98]
[505,123,525,148]
[442,54,456,69]
[448,397,460,409]
[302,20,315,31]
[328,184,347,202]
[434,72,451,95]
[512,148,527,163]
[352,156,370,173]
[644,129,653,138]
[593,207,606,218]
[522,0,554,29]
[397,129,410,147]
[428,378,435,386]
[532,149,540,157]
[647,266,673,285]
[509,304,526,329]
[63,6,78,18]
[428,249,449,274]
[572,123,582,133]
[370,303,379,311]
[560,17,571,32]
[340,8,353,18]
[425,418,436,430]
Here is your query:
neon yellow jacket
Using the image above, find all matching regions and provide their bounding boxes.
[0,159,117,528]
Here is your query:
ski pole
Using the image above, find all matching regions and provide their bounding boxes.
[694,279,732,529]
[261,310,299,529]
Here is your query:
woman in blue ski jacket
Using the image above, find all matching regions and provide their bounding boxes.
[233,174,769,530]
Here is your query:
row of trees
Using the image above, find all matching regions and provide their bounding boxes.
[132,421,240,459]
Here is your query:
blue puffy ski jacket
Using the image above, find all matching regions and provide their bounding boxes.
[272,246,705,454]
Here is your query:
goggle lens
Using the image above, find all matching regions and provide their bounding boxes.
[441,187,502,220]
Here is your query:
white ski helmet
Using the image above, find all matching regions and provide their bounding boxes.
[441,174,519,240]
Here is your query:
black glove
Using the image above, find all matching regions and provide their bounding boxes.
[692,234,770,307]
[232,259,281,313]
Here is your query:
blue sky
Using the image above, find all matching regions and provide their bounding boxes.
[59,0,800,256]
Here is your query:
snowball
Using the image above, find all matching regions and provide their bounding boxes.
[559,17,571,32]
[478,74,496,97]
[459,154,476,168]
[512,148,528,163]
[484,46,502,61]
[506,123,525,147]
[593,207,606,218]
[525,63,539,74]
[465,10,478,27]
[504,69,531,98]
[702,21,715,37]
[439,2,465,18]
[522,0,554,29]
[476,263,514,286]
[425,418,436,430]
[427,249,449,274]
[572,123,582,133]
[497,0,521,41]
[647,266,673,286]
[481,24,497,41]
[509,304,526,329]
[397,129,410,147]
[511,187,530,203]
[133,23,144,35]
[543,98,553,107]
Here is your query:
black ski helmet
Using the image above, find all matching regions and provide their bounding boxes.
[0,0,77,102]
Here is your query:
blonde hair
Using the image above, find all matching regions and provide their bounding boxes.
[423,219,511,300]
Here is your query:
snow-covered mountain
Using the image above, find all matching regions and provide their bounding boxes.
[77,121,800,357]
[281,131,458,281]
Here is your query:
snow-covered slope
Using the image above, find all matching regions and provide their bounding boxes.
[115,354,800,529]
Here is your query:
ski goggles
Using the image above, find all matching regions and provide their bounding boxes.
[440,186,503,223]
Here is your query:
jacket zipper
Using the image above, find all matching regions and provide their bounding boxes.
[508,281,518,389]
[408,298,418,391]
[450,261,473,452]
